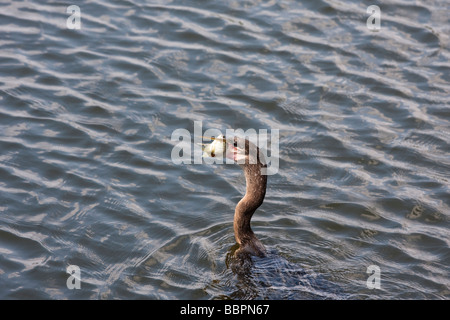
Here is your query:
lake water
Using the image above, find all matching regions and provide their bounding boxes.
[0,0,449,299]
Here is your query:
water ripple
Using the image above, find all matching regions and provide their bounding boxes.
[0,0,449,299]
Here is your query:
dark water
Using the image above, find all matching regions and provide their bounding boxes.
[0,0,449,299]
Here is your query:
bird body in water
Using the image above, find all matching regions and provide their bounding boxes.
[202,134,267,257]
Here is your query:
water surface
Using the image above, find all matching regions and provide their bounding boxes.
[0,0,449,299]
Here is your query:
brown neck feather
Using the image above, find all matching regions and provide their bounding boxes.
[233,163,267,257]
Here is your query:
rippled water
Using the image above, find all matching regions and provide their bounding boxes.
[0,0,449,299]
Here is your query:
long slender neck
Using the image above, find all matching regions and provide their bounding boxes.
[234,163,267,257]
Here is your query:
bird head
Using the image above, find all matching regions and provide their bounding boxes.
[202,135,263,166]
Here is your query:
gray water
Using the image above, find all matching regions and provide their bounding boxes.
[0,0,449,300]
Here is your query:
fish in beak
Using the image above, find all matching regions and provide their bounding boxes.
[201,134,227,158]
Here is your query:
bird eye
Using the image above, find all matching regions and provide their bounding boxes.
[233,141,237,147]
